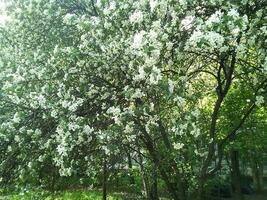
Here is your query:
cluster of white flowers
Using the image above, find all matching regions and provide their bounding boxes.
[263,57,267,73]
[194,149,206,157]
[255,96,265,106]
[190,122,200,138]
[149,0,158,11]
[173,142,184,150]
[129,10,143,24]
[107,106,121,124]
[206,10,223,27]
[103,1,116,15]
[206,31,225,47]
[133,66,146,81]
[149,66,162,85]
[181,15,194,30]
[63,13,76,25]
[227,8,239,19]
[51,109,57,118]
[144,56,157,67]
[56,144,68,157]
[14,135,20,142]
[38,155,45,162]
[68,122,80,131]
[174,96,186,107]
[132,30,146,49]
[83,125,94,134]
[12,112,20,123]
[186,30,225,50]
[131,88,145,99]
[36,94,46,108]
[59,167,72,177]
[145,115,159,133]
[178,0,187,8]
[168,79,175,94]
[60,97,84,112]
[124,121,134,134]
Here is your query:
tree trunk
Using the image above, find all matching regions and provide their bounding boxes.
[196,177,206,200]
[252,159,263,193]
[230,150,243,200]
[137,122,186,200]
[148,148,186,199]
[102,157,107,200]
[138,152,149,198]
[156,161,186,200]
[127,152,135,185]
[149,163,159,200]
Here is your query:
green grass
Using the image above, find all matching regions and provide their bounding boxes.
[7,190,123,200]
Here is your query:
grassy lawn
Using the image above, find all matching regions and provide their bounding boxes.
[2,190,123,200]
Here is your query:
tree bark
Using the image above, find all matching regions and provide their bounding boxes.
[196,177,206,200]
[136,119,186,200]
[102,157,107,200]
[155,157,186,200]
[138,152,149,198]
[149,163,159,200]
[252,159,263,193]
[230,150,243,200]
[127,152,135,185]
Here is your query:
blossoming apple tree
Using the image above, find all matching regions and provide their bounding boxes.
[0,0,266,199]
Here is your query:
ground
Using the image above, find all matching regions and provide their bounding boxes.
[240,192,267,200]
[223,190,267,200]
[0,189,266,200]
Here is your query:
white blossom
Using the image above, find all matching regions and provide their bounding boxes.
[129,10,143,24]
[14,135,20,142]
[255,96,264,106]
[228,8,239,19]
[263,57,267,73]
[149,66,162,85]
[13,112,20,123]
[107,106,121,124]
[168,79,175,94]
[173,142,184,150]
[38,155,44,162]
[51,110,57,118]
[133,66,146,81]
[27,162,33,169]
[7,146,12,152]
[63,13,75,25]
[83,125,94,134]
[37,94,46,107]
[178,0,187,7]
[206,10,223,27]
[132,31,146,49]
[181,16,194,30]
[132,88,145,99]
[149,0,158,11]
[149,102,154,111]
[125,123,134,133]
[57,145,67,156]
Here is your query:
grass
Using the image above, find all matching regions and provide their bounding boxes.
[5,190,123,200]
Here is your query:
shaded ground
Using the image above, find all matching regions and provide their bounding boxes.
[243,192,267,200]
[0,189,266,200]
[225,190,267,200]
